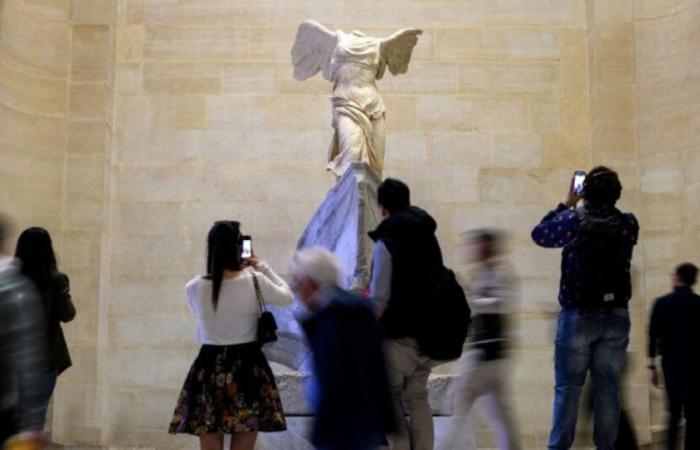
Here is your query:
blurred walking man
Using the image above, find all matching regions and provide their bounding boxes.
[447,229,521,450]
[648,263,700,450]
[0,214,48,449]
[532,167,639,450]
[292,247,395,450]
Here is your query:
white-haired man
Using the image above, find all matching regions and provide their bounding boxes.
[291,247,396,450]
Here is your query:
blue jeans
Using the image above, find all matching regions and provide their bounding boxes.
[548,308,630,450]
[39,370,57,426]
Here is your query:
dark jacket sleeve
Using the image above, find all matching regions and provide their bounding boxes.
[307,310,346,411]
[531,204,579,248]
[54,273,76,323]
[648,299,660,358]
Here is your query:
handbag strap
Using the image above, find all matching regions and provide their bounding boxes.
[251,272,266,313]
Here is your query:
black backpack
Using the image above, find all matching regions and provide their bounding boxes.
[415,268,471,361]
[573,211,630,308]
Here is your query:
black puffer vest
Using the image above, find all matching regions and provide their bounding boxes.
[369,206,444,339]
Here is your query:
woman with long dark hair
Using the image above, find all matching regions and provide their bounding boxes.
[14,227,76,417]
[169,221,292,450]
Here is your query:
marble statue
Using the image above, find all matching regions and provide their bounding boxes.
[291,20,422,179]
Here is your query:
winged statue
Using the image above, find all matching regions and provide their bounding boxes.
[291,20,422,179]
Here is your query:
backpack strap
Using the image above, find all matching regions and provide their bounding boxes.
[251,272,266,314]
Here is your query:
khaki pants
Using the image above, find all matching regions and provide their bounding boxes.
[448,351,521,450]
[384,338,434,450]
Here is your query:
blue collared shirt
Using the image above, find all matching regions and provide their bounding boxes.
[369,240,392,311]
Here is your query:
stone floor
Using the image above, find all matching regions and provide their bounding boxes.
[45,413,672,450]
[47,445,665,450]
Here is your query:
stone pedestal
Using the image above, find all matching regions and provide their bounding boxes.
[296,161,381,292]
[263,162,381,370]
[256,372,465,450]
[261,163,466,449]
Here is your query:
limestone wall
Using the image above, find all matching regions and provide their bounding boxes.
[51,0,118,445]
[633,0,700,431]
[635,0,700,304]
[0,0,71,246]
[586,0,652,443]
[98,1,596,447]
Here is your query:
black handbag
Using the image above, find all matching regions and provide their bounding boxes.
[252,273,278,344]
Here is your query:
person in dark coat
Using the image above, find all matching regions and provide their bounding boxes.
[368,178,445,450]
[292,247,396,450]
[0,215,48,449]
[648,262,700,450]
[14,227,76,419]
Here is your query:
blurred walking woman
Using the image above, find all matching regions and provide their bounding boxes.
[14,227,76,415]
[169,221,292,450]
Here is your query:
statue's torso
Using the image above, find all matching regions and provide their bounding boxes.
[330,31,385,119]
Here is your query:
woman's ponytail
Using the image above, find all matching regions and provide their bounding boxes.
[206,221,242,309]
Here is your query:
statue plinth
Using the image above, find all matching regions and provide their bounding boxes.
[297,161,381,292]
[260,167,464,448]
[264,162,381,371]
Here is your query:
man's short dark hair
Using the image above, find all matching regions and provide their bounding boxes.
[377,178,410,213]
[582,166,622,207]
[676,262,698,287]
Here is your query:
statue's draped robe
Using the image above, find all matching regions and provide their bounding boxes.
[327,31,386,178]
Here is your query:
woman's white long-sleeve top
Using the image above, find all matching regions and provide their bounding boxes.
[186,262,293,345]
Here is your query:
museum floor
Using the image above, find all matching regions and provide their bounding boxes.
[44,442,669,450]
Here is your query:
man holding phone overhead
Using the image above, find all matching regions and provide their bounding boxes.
[531,167,639,450]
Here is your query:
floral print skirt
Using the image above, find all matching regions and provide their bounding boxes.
[168,342,287,435]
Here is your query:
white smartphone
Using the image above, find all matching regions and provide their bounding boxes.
[573,171,586,196]
[241,235,252,259]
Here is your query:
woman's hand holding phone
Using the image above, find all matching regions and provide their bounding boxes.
[243,255,260,269]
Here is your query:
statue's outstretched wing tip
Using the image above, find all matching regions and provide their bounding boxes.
[291,19,337,81]
[379,27,423,78]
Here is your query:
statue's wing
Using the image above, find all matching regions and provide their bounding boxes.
[291,20,337,81]
[378,28,423,79]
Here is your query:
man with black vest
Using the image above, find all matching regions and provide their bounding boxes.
[369,178,445,450]
[531,167,639,450]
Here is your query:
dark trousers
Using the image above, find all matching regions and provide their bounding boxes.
[0,408,18,447]
[615,410,638,449]
[663,364,700,450]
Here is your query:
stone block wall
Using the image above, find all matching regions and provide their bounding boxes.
[52,0,118,445]
[0,0,71,245]
[585,0,654,443]
[101,2,593,447]
[635,0,700,297]
[633,0,700,431]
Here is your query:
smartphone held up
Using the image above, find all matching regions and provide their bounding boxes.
[573,171,586,197]
[241,235,252,259]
